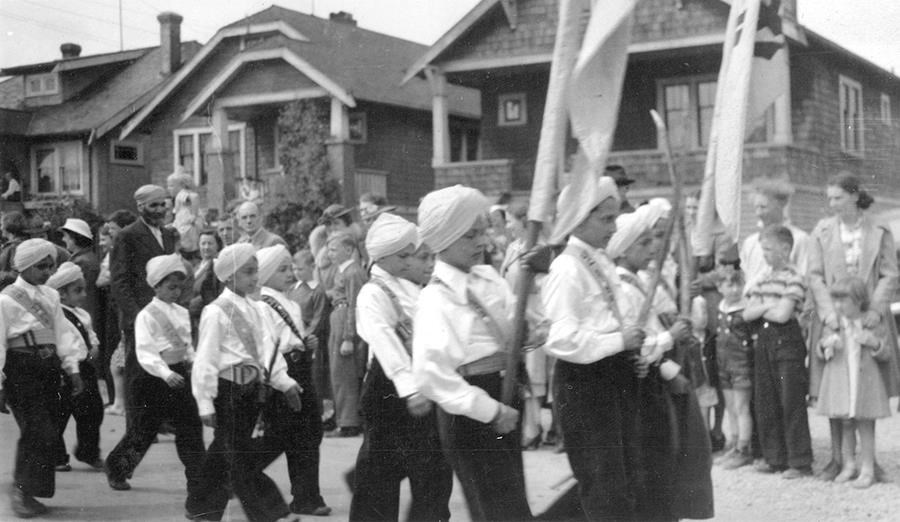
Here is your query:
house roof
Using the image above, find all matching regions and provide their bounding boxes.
[0,42,201,138]
[0,48,150,76]
[120,5,480,139]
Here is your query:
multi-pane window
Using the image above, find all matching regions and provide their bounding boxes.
[24,73,59,96]
[839,75,864,154]
[174,125,245,186]
[30,141,83,195]
[658,76,717,150]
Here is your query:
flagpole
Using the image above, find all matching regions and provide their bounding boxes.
[501,0,584,405]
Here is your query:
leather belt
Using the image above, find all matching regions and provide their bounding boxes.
[458,352,506,377]
[285,349,307,363]
[8,345,55,359]
[219,364,261,385]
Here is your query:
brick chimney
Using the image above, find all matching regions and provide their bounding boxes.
[157,11,183,76]
[329,11,357,26]
[60,43,81,59]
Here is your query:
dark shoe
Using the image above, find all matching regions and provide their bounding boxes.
[9,486,44,519]
[322,416,337,432]
[709,430,726,453]
[817,460,841,481]
[326,426,361,438]
[107,475,131,491]
[754,461,787,474]
[783,466,813,480]
[291,501,333,516]
[80,457,105,470]
[54,463,72,472]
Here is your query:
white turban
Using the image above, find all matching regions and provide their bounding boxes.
[13,238,57,271]
[46,261,83,290]
[214,243,257,282]
[133,184,167,206]
[256,244,291,286]
[366,213,417,261]
[607,204,657,259]
[417,185,488,253]
[550,174,620,244]
[146,253,187,288]
[645,198,672,228]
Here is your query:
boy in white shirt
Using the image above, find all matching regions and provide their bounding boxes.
[46,262,105,472]
[103,254,206,514]
[191,243,302,522]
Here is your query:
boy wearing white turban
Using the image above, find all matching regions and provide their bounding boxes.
[191,243,301,522]
[46,262,106,473]
[253,245,331,516]
[0,238,82,517]
[350,214,452,521]
[105,253,206,516]
[412,185,532,521]
[541,176,649,520]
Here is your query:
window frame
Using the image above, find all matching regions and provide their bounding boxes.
[880,92,891,125]
[109,139,144,166]
[24,73,59,97]
[498,92,528,127]
[839,74,864,155]
[348,112,367,144]
[173,123,247,187]
[656,74,718,151]
[29,140,85,196]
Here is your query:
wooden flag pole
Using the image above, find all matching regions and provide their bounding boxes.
[501,0,583,405]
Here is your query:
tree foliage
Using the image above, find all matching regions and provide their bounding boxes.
[276,98,340,217]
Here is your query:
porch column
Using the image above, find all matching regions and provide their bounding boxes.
[425,66,451,166]
[327,96,357,207]
[207,106,236,212]
[771,45,793,144]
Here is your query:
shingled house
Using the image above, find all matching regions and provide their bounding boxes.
[0,13,201,213]
[118,6,480,213]
[405,0,900,236]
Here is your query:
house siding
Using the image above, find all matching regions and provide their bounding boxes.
[95,133,151,214]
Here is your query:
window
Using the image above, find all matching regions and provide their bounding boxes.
[839,75,864,154]
[450,126,480,162]
[657,75,717,150]
[24,73,59,96]
[498,93,527,126]
[173,124,246,186]
[881,93,891,125]
[109,140,143,165]
[30,141,84,195]
[348,112,367,144]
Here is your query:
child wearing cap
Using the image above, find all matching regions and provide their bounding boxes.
[254,245,331,516]
[103,254,206,512]
[191,243,302,522]
[46,262,105,473]
[0,239,83,518]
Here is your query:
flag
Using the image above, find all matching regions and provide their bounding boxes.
[694,0,762,255]
[545,0,636,242]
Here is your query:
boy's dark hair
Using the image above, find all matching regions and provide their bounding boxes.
[293,248,314,267]
[154,271,186,289]
[2,211,28,238]
[759,224,793,250]
[716,267,745,288]
[828,276,870,312]
[328,232,357,250]
[107,209,137,228]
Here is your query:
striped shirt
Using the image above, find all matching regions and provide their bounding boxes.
[745,264,807,319]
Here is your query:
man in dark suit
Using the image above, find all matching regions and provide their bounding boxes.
[109,185,178,400]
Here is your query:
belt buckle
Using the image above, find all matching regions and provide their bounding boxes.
[288,350,303,363]
[38,347,53,359]
[238,365,259,384]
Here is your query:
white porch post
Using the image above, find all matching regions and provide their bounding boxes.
[207,106,235,212]
[327,96,357,207]
[330,96,350,141]
[772,45,793,144]
[425,66,451,166]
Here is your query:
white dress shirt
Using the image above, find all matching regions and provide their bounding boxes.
[357,265,420,398]
[192,288,297,416]
[542,236,626,364]
[413,260,513,423]
[134,297,194,381]
[258,286,306,354]
[616,266,673,364]
[61,304,98,362]
[0,277,80,390]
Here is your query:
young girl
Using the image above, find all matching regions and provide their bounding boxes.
[816,276,892,489]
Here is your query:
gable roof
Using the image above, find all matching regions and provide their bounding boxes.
[0,42,201,138]
[121,5,479,140]
[0,48,151,76]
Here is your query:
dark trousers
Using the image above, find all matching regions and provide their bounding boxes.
[54,359,104,465]
[4,350,62,498]
[754,319,813,469]
[253,353,326,509]
[555,354,641,521]
[105,364,205,512]
[350,361,453,522]
[194,379,289,522]
[436,372,531,522]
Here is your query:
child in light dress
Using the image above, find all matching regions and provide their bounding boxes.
[815,276,892,489]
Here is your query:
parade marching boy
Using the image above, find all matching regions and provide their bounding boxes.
[350,213,452,522]
[103,254,206,515]
[46,262,105,473]
[255,244,332,517]
[0,239,82,518]
[191,243,302,522]
[413,185,533,522]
